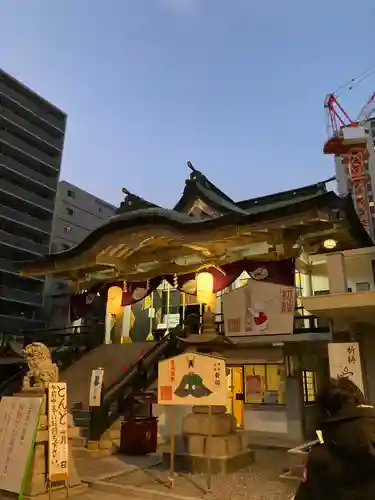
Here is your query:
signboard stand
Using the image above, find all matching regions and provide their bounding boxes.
[206,405,212,492]
[47,382,69,497]
[158,353,229,494]
[0,385,86,499]
[0,395,42,500]
[48,474,69,500]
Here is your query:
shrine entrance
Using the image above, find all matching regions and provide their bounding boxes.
[227,366,244,427]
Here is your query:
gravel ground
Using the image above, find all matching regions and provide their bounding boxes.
[101,449,297,500]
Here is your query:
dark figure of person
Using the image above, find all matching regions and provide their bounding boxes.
[295,377,375,500]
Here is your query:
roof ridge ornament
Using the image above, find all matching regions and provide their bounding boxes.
[116,187,157,215]
[187,160,197,172]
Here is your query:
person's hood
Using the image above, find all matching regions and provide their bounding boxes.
[322,405,375,459]
[325,405,375,425]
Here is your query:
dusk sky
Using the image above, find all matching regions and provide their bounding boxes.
[1,0,375,208]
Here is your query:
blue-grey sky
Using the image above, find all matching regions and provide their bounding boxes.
[1,0,375,208]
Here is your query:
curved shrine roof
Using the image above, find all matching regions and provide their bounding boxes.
[18,185,373,282]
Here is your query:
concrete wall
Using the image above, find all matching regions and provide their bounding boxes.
[358,329,375,405]
[44,181,116,328]
[51,180,116,251]
[310,251,375,294]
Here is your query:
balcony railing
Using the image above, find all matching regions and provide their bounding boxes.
[0,154,58,191]
[0,131,60,171]
[0,81,66,132]
[0,258,44,281]
[0,229,47,255]
[0,179,54,212]
[0,204,51,234]
[0,314,45,334]
[1,106,63,151]
[0,286,42,306]
[215,309,329,335]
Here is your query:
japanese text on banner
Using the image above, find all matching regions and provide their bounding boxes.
[48,382,69,479]
[280,288,294,313]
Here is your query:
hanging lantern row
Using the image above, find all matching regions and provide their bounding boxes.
[106,270,217,315]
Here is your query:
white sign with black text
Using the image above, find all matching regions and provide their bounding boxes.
[328,342,364,394]
[89,368,104,407]
[48,382,69,479]
[0,396,42,495]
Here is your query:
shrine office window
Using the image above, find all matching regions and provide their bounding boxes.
[244,364,286,405]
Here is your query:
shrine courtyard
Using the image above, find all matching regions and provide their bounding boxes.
[75,447,295,500]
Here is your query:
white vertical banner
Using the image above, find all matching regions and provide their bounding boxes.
[48,382,69,480]
[328,342,364,394]
[89,368,104,407]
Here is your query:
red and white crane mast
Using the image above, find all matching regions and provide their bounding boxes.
[323,86,375,237]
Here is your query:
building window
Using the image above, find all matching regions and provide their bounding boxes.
[67,190,75,199]
[66,208,74,216]
[302,370,318,404]
[63,225,72,234]
[244,364,285,405]
[98,207,102,213]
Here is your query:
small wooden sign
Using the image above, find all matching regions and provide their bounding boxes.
[158,353,227,406]
[48,382,69,481]
[0,396,42,499]
[89,368,104,407]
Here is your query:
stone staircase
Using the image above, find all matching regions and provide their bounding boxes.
[62,342,156,410]
[62,342,156,452]
[71,408,124,455]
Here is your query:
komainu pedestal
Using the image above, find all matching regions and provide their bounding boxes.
[16,343,87,500]
[163,406,254,474]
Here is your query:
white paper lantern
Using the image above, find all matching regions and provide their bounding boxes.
[196,272,214,307]
[107,286,123,316]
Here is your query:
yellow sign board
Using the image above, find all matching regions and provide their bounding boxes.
[158,353,227,406]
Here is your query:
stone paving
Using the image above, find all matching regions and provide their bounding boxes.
[76,449,297,500]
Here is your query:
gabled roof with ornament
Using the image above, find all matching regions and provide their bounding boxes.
[18,167,372,288]
[173,161,248,216]
[116,187,161,215]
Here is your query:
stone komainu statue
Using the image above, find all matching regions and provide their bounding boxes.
[22,342,59,388]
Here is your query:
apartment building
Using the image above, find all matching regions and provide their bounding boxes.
[0,69,66,333]
[44,181,116,327]
[302,247,375,408]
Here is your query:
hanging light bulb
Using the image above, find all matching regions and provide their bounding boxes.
[107,286,123,316]
[196,271,214,308]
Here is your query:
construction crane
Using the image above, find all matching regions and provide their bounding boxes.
[323,70,375,238]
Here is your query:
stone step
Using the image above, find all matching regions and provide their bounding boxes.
[62,342,156,410]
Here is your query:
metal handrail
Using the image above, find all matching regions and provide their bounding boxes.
[89,327,183,441]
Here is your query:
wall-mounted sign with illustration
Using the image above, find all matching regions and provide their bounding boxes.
[222,280,295,336]
[158,353,227,406]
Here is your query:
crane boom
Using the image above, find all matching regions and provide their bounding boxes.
[357,92,375,122]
